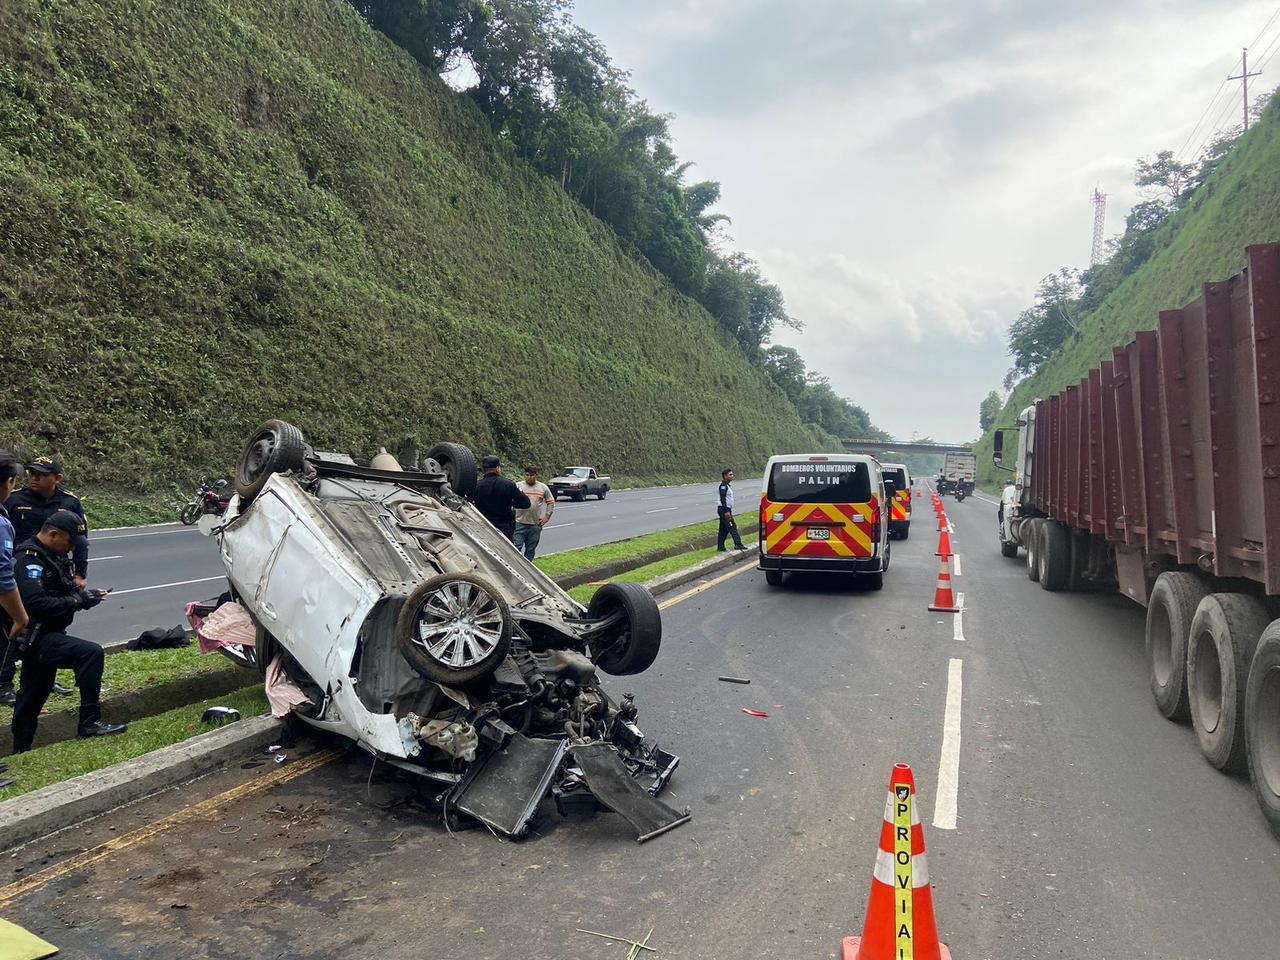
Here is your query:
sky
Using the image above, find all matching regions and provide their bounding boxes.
[570,0,1280,441]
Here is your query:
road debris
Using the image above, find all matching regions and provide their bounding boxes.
[576,928,658,954]
[741,708,769,718]
[718,676,751,684]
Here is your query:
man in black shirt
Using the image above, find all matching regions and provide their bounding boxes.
[11,510,125,751]
[472,456,530,541]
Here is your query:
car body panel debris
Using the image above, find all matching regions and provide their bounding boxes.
[195,421,685,840]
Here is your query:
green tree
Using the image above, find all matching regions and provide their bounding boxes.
[1006,269,1080,376]
[978,390,1002,432]
[763,345,806,404]
[1135,149,1195,205]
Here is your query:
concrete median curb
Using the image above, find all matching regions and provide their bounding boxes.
[0,541,760,852]
[555,520,760,589]
[0,713,283,852]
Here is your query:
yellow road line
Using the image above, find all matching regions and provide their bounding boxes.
[658,557,755,609]
[0,749,340,907]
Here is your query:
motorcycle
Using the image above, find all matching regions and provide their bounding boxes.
[954,484,968,503]
[180,477,231,525]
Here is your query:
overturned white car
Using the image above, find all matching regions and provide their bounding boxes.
[197,420,687,841]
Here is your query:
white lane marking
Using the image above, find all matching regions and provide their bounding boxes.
[545,522,575,529]
[953,554,962,576]
[953,593,966,641]
[92,521,185,533]
[95,527,195,542]
[973,494,999,506]
[933,657,964,830]
[947,521,954,534]
[88,555,124,562]
[111,575,225,596]
[646,507,679,514]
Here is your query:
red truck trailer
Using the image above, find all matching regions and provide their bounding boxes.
[993,244,1280,837]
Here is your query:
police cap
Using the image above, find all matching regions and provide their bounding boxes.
[43,509,86,537]
[26,455,62,475]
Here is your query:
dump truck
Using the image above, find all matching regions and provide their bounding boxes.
[992,244,1280,837]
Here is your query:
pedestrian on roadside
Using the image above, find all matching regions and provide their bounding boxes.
[473,455,531,542]
[0,451,30,673]
[11,510,125,750]
[717,468,747,551]
[1,455,85,705]
[513,466,555,561]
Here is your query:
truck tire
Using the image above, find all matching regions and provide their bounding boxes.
[1025,519,1043,582]
[1187,593,1269,774]
[395,573,512,686]
[587,581,662,675]
[1038,521,1070,591]
[235,420,308,503]
[426,442,478,500]
[1146,572,1209,721]
[1245,621,1280,837]
[1000,538,1018,558]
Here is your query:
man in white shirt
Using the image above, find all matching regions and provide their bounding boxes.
[513,466,556,561]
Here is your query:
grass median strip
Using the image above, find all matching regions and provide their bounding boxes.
[0,686,270,802]
[0,645,238,722]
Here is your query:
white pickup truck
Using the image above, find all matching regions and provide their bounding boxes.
[550,466,610,501]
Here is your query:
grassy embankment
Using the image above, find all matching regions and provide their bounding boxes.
[0,0,832,514]
[974,96,1280,491]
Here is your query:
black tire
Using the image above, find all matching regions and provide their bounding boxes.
[1187,593,1269,774]
[863,570,884,591]
[1146,572,1209,721]
[1000,539,1018,558]
[764,569,784,587]
[587,581,662,675]
[1038,521,1069,591]
[597,486,608,500]
[1024,519,1042,582]
[395,573,512,686]
[575,491,585,502]
[881,541,891,573]
[254,626,279,678]
[426,442,478,500]
[180,503,201,525]
[235,420,307,502]
[1245,621,1280,837]
[899,523,909,541]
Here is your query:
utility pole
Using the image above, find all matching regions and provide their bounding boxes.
[1090,187,1107,266]
[1229,47,1262,132]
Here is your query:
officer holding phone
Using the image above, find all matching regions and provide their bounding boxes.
[11,509,126,751]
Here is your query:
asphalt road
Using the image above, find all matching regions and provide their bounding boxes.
[6,488,1279,958]
[75,478,760,646]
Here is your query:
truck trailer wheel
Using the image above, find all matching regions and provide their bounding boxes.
[1187,593,1269,774]
[1146,572,1209,721]
[1037,521,1070,591]
[1024,519,1043,582]
[1245,621,1280,837]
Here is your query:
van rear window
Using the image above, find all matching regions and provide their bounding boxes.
[886,468,906,489]
[767,462,871,503]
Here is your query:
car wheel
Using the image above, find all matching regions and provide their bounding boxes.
[396,573,512,686]
[235,420,308,503]
[576,491,585,502]
[426,442,478,500]
[587,581,662,676]
[598,487,608,500]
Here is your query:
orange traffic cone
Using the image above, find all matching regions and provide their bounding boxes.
[915,488,922,499]
[841,764,952,960]
[935,526,952,558]
[935,513,948,532]
[928,555,960,612]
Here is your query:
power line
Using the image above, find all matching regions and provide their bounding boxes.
[1248,4,1280,51]
[1176,75,1233,161]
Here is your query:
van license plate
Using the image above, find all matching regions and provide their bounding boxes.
[807,528,831,541]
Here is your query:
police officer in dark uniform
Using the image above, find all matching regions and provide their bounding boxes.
[11,510,125,751]
[0,456,87,704]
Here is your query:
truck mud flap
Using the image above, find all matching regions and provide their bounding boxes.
[451,734,567,839]
[571,743,691,842]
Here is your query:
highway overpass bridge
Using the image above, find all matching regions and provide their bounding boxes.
[839,438,972,456]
